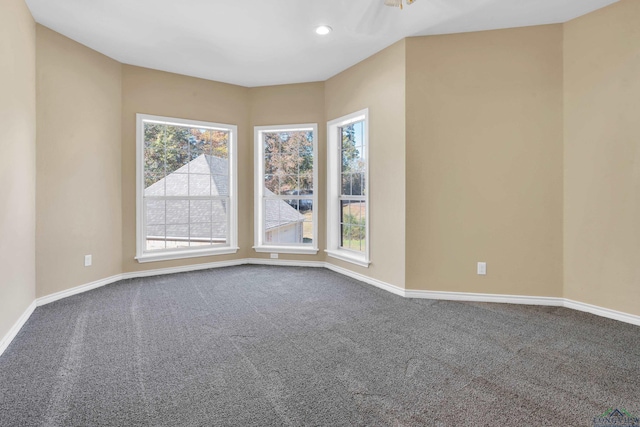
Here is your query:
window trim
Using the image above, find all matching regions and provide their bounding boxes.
[326,109,370,267]
[253,123,319,255]
[135,113,239,263]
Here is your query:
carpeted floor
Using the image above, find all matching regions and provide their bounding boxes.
[0,265,638,426]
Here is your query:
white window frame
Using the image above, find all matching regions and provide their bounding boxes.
[326,109,370,268]
[135,113,239,263]
[254,124,319,255]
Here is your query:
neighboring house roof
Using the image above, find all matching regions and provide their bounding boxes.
[264,188,305,231]
[145,154,229,198]
[144,154,303,240]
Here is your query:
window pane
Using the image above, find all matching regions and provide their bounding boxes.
[208,155,228,175]
[341,173,351,196]
[189,134,206,161]
[266,228,280,244]
[283,153,301,174]
[264,132,280,154]
[342,149,351,172]
[144,172,165,192]
[144,124,167,176]
[166,225,189,248]
[162,130,191,176]
[189,200,212,224]
[212,222,228,244]
[341,200,352,225]
[351,173,364,196]
[145,199,166,225]
[188,155,210,174]
[265,154,281,175]
[340,224,352,249]
[340,200,365,252]
[265,199,281,233]
[264,197,306,245]
[165,173,189,197]
[362,173,366,195]
[264,175,277,194]
[280,175,298,194]
[212,199,228,223]
[189,174,211,196]
[299,170,313,194]
[287,199,299,211]
[190,223,212,246]
[146,225,166,251]
[341,224,365,252]
[299,200,313,244]
[299,134,313,161]
[211,174,228,197]
[211,131,229,159]
[166,200,189,225]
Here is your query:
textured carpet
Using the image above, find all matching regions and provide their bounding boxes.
[0,265,638,426]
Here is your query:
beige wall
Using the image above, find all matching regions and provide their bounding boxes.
[249,83,326,261]
[36,26,122,297]
[18,2,640,322]
[0,0,36,340]
[405,26,564,297]
[325,41,407,289]
[121,65,250,273]
[564,0,640,316]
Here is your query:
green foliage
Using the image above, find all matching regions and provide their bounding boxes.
[342,212,366,240]
[341,124,359,172]
[264,131,314,194]
[340,122,366,196]
[144,123,229,188]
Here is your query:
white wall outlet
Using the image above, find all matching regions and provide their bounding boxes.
[84,255,92,267]
[477,262,486,275]
[270,253,278,259]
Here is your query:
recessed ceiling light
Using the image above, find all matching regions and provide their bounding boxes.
[315,25,332,36]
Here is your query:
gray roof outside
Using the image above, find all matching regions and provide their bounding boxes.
[144,154,303,243]
[264,188,305,231]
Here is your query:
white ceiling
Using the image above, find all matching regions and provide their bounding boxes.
[25,0,618,87]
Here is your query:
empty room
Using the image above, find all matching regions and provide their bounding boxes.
[1,0,639,425]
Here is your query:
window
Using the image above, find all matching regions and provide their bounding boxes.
[326,110,370,267]
[136,114,238,263]
[254,124,318,254]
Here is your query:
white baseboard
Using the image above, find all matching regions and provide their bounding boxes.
[120,258,248,280]
[405,289,564,307]
[33,258,323,308]
[248,258,324,268]
[36,274,124,306]
[3,259,639,359]
[0,300,36,357]
[324,263,405,297]
[564,298,640,326]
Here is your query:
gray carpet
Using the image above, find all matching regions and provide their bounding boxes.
[1,265,638,426]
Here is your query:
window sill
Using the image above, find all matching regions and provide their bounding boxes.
[325,249,370,268]
[136,247,239,263]
[253,246,319,255]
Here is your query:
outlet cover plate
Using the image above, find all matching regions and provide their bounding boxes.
[477,262,486,275]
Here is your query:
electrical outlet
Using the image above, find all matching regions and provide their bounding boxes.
[477,262,486,275]
[270,253,278,259]
[84,255,92,267]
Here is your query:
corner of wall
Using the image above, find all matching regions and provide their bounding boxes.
[0,0,37,349]
[561,0,640,317]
